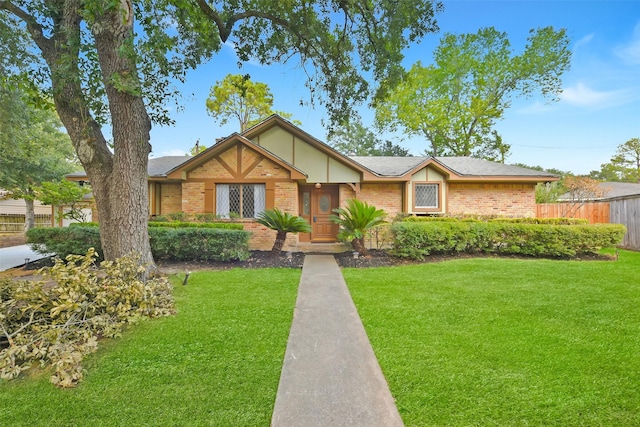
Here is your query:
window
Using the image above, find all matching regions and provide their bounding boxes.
[414,183,439,210]
[216,184,265,218]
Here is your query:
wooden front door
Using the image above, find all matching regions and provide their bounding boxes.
[299,185,339,242]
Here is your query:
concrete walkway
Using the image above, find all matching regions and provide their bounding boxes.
[0,245,50,272]
[271,255,403,427]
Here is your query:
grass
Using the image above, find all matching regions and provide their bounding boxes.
[0,268,300,426]
[343,250,640,426]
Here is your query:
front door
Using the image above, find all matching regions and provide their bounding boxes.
[299,185,339,242]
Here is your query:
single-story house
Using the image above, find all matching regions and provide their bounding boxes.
[68,115,558,250]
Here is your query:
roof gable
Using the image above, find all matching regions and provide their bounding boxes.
[165,133,307,180]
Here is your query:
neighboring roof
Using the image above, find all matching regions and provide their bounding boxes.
[559,181,640,201]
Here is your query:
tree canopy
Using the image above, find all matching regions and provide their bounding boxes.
[205,74,298,131]
[590,138,640,182]
[327,119,410,156]
[376,27,571,161]
[0,0,442,265]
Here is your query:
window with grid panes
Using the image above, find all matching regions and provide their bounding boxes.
[216,184,265,218]
[414,183,439,209]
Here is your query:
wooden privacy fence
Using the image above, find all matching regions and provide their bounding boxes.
[610,197,640,251]
[536,202,610,224]
[0,214,53,233]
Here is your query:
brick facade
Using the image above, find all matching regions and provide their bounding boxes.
[359,183,404,218]
[160,183,182,214]
[447,183,537,217]
[181,182,205,213]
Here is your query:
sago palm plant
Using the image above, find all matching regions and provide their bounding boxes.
[329,198,386,256]
[255,208,311,254]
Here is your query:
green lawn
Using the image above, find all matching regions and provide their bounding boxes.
[344,250,640,426]
[0,268,300,426]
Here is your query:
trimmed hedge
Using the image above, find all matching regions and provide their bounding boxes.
[148,221,244,230]
[403,216,588,225]
[27,226,250,262]
[149,228,250,261]
[391,220,626,260]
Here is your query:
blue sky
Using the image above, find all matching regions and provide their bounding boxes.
[149,0,640,175]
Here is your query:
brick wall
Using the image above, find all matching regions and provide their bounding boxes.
[160,183,182,214]
[189,158,234,179]
[243,220,299,251]
[275,182,298,213]
[245,158,290,179]
[359,183,403,218]
[339,183,403,218]
[447,183,536,217]
[181,182,205,213]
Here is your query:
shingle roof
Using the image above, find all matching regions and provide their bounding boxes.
[349,155,558,178]
[558,181,640,201]
[433,156,558,177]
[148,156,192,177]
[348,156,427,177]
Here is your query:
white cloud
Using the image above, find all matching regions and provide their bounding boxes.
[574,33,594,51]
[615,22,640,64]
[560,82,630,108]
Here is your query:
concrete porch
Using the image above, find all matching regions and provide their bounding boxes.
[293,242,349,253]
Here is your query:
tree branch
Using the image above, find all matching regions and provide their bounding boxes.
[0,1,54,53]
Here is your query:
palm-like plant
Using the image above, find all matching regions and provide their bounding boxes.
[255,208,312,254]
[329,198,386,256]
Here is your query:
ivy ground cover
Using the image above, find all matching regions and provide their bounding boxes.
[344,250,640,426]
[0,268,300,426]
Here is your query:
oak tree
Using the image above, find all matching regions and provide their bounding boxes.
[0,0,442,267]
[376,27,571,160]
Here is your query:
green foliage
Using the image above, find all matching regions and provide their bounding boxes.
[328,118,409,156]
[255,208,311,253]
[591,137,640,182]
[0,249,174,387]
[330,199,387,256]
[255,209,311,234]
[148,228,250,262]
[206,74,299,131]
[376,27,571,160]
[391,220,626,260]
[27,226,103,260]
[402,216,588,225]
[36,179,92,222]
[148,221,244,230]
[28,226,250,262]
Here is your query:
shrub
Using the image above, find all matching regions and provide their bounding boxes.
[255,209,311,254]
[28,226,250,262]
[391,220,626,260]
[27,226,103,260]
[148,221,243,230]
[149,228,250,261]
[0,249,174,387]
[330,199,387,256]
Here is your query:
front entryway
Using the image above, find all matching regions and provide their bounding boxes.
[299,185,339,242]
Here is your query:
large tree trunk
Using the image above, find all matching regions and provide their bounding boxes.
[23,0,155,269]
[23,198,35,232]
